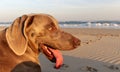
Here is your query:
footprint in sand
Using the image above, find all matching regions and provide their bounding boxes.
[81,35,102,46]
[104,65,119,71]
[80,66,98,72]
[61,64,69,68]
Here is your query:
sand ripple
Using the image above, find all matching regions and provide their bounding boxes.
[62,34,120,65]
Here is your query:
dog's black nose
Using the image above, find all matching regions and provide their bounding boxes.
[73,37,81,47]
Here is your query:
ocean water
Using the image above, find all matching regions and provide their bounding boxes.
[59,23,120,29]
[0,21,120,29]
[59,21,120,29]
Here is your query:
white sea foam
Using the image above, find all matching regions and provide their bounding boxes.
[0,24,11,27]
[0,22,120,29]
[59,22,120,29]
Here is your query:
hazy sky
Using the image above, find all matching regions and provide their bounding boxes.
[0,0,120,21]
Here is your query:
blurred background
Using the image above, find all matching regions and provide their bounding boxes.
[0,0,120,28]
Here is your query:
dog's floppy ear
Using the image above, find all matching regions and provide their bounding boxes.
[6,15,29,55]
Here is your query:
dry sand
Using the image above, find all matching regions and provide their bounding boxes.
[40,28,120,72]
[1,26,120,72]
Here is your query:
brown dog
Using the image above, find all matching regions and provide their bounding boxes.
[0,14,80,72]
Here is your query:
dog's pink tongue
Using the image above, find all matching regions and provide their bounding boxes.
[49,48,63,69]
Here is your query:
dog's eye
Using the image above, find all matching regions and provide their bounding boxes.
[48,27,56,31]
[48,27,53,31]
[46,23,56,31]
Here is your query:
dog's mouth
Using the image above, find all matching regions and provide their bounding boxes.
[40,44,63,69]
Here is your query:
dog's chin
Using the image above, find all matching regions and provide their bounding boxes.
[40,44,63,69]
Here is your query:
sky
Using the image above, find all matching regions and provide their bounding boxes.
[0,0,120,21]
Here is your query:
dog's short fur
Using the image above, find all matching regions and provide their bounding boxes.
[0,14,80,72]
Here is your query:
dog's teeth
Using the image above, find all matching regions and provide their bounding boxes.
[47,49,51,55]
[44,46,47,48]
[44,46,51,54]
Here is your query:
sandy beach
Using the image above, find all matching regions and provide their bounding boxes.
[40,28,120,72]
[1,26,120,72]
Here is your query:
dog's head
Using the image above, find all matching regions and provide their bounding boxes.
[6,14,80,68]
